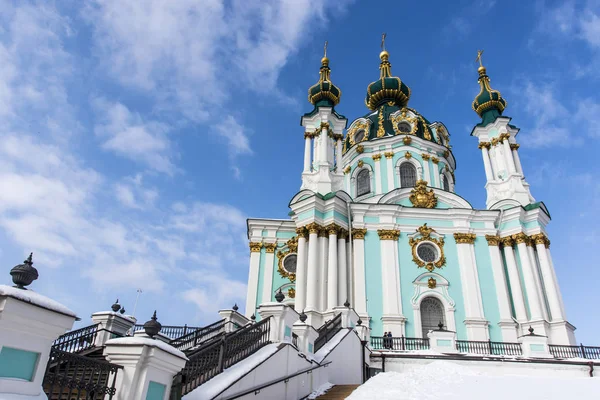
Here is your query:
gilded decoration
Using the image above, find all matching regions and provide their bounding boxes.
[491,137,500,146]
[351,228,367,240]
[530,233,550,248]
[431,157,439,164]
[444,150,450,158]
[478,142,491,150]
[422,153,431,161]
[306,222,321,235]
[377,229,400,241]
[404,151,412,159]
[326,224,339,236]
[348,121,370,145]
[384,151,394,159]
[318,227,329,238]
[499,132,510,142]
[357,160,364,168]
[356,145,364,154]
[500,236,514,247]
[264,243,277,253]
[428,277,437,289]
[409,224,446,272]
[512,232,529,245]
[403,136,412,145]
[377,107,386,137]
[417,115,433,140]
[372,154,382,161]
[338,229,349,240]
[510,143,520,150]
[454,233,476,244]
[409,180,438,208]
[343,165,351,174]
[277,235,300,283]
[288,288,296,299]
[485,235,501,246]
[391,111,418,136]
[249,242,262,252]
[295,226,308,239]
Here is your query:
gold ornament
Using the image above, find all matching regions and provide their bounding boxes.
[377,107,386,137]
[277,236,300,283]
[512,232,529,245]
[530,233,550,248]
[444,150,450,158]
[422,153,431,161]
[326,224,339,236]
[431,157,439,164]
[357,160,364,168]
[348,121,371,145]
[249,242,263,252]
[391,112,418,136]
[485,235,501,246]
[351,228,367,239]
[343,165,351,174]
[384,151,394,159]
[428,277,437,289]
[377,229,400,240]
[372,153,382,161]
[403,136,412,145]
[491,137,500,146]
[306,223,321,235]
[409,224,446,272]
[295,227,308,239]
[499,132,510,142]
[409,180,438,208]
[510,143,520,150]
[264,243,277,253]
[501,236,514,247]
[404,151,412,159]
[454,233,476,244]
[478,142,491,150]
[288,287,296,299]
[356,145,364,154]
[318,227,328,238]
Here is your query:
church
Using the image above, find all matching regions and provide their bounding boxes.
[244,43,576,346]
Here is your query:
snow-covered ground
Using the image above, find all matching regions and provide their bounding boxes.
[347,360,600,400]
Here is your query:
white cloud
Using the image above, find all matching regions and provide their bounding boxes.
[114,174,158,210]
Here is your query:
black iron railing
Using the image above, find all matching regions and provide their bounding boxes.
[292,333,299,349]
[133,324,202,339]
[456,339,522,355]
[43,347,122,400]
[371,336,430,351]
[169,319,227,351]
[53,324,100,353]
[549,344,600,359]
[313,313,342,352]
[171,316,271,397]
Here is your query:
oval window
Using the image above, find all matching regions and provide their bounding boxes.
[354,129,366,142]
[417,242,438,263]
[397,122,412,133]
[283,254,297,274]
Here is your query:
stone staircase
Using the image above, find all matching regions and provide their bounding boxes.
[315,385,360,399]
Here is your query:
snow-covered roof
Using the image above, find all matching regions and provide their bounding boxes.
[0,284,77,318]
[105,337,188,360]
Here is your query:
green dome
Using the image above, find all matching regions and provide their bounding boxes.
[308,57,341,107]
[472,66,506,118]
[365,51,411,110]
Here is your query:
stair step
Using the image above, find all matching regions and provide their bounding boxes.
[315,385,360,399]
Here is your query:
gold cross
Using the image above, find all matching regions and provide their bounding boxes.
[476,49,484,67]
[381,33,387,51]
[324,41,328,58]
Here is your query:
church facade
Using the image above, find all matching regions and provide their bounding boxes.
[245,46,576,346]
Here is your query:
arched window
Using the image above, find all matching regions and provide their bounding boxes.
[356,169,370,196]
[420,297,445,337]
[443,174,450,191]
[400,162,417,188]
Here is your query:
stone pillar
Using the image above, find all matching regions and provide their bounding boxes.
[454,233,488,340]
[305,223,320,311]
[519,328,552,359]
[421,154,432,185]
[337,231,348,306]
[531,234,564,321]
[501,134,516,174]
[513,233,544,323]
[258,303,299,344]
[335,138,343,172]
[245,242,262,318]
[318,229,329,311]
[501,237,528,323]
[218,307,251,332]
[304,132,312,173]
[0,285,76,398]
[511,144,523,174]
[352,228,368,316]
[326,225,339,310]
[91,310,136,347]
[478,142,493,180]
[526,239,549,321]
[332,306,359,329]
[378,229,405,336]
[104,337,187,400]
[261,242,277,303]
[292,319,319,355]
[485,235,518,342]
[384,152,395,191]
[427,329,458,354]
[372,154,382,193]
[431,158,441,188]
[295,228,309,313]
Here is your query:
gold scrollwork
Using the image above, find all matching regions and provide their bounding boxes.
[530,233,550,248]
[277,235,300,283]
[351,228,367,239]
[348,121,371,146]
[512,232,529,245]
[377,106,386,137]
[264,243,277,253]
[409,180,437,208]
[295,226,308,239]
[356,145,364,154]
[409,224,446,272]
[478,142,491,150]
[491,137,500,146]
[384,151,394,159]
[306,222,321,235]
[485,235,501,246]
[391,111,418,136]
[499,132,511,142]
[421,153,431,161]
[403,136,412,145]
[325,224,339,236]
[431,157,439,164]
[404,151,412,159]
[428,277,437,289]
[510,143,520,150]
[377,229,400,240]
[288,287,296,298]
[372,154,382,161]
[249,242,262,252]
[500,236,514,247]
[454,233,476,244]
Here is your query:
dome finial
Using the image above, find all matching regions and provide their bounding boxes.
[472,51,507,119]
[321,40,329,65]
[476,49,486,75]
[308,42,341,107]
[379,33,391,77]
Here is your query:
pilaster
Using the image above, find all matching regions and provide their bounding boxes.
[295,228,309,313]
[245,242,262,317]
[306,223,320,311]
[372,153,382,194]
[262,242,277,303]
[513,233,545,327]
[326,224,339,310]
[378,229,405,335]
[352,228,368,317]
[318,229,329,311]
[501,237,528,323]
[337,231,348,306]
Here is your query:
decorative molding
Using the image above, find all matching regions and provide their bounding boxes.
[376,106,386,137]
[320,121,330,129]
[500,236,514,247]
[485,235,501,246]
[453,233,476,244]
[249,242,263,252]
[530,233,551,248]
[304,131,318,139]
[317,227,329,238]
[404,151,412,159]
[357,160,364,168]
[421,153,431,161]
[512,232,529,245]
[384,151,394,159]
[338,229,349,240]
[491,137,500,146]
[264,243,277,253]
[499,132,511,142]
[372,153,382,161]
[351,228,367,240]
[377,229,400,241]
[343,165,351,174]
[276,237,298,283]
[428,277,437,289]
[295,226,308,239]
[409,224,446,272]
[478,142,491,150]
[409,180,438,208]
[332,133,343,141]
[356,144,364,154]
[403,136,412,145]
[510,143,520,150]
[306,222,321,235]
[348,120,371,145]
[325,223,339,236]
[431,157,439,164]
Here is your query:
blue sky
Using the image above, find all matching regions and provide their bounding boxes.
[0,0,599,343]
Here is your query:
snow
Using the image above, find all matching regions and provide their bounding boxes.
[0,390,48,399]
[307,382,334,399]
[105,337,188,359]
[0,284,76,317]
[347,360,600,400]
[183,344,281,400]
[312,329,350,363]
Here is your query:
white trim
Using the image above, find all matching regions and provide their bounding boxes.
[411,272,457,338]
[351,163,374,199]
[394,157,422,188]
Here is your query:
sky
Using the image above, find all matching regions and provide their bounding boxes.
[0,0,599,343]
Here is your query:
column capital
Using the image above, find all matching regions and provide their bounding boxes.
[421,153,431,160]
[510,143,520,150]
[305,222,321,235]
[453,232,476,244]
[317,226,329,238]
[377,229,400,241]
[325,223,339,236]
[431,157,439,164]
[485,235,501,246]
[491,137,500,146]
[512,232,529,245]
[332,133,344,141]
[351,228,367,240]
[295,226,308,238]
[263,243,277,253]
[249,242,263,252]
[372,153,382,161]
[500,236,514,247]
[404,151,412,159]
[499,132,511,142]
[530,233,550,248]
[338,229,349,240]
[478,142,491,149]
[384,151,394,159]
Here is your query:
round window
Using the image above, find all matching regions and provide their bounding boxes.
[354,129,366,142]
[283,254,297,274]
[417,242,438,263]
[397,122,412,133]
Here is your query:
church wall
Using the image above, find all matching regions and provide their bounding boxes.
[501,253,517,319]
[364,230,384,336]
[513,245,532,320]
[473,237,503,342]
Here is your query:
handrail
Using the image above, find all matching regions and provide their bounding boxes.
[549,344,600,360]
[226,361,332,400]
[53,327,125,353]
[169,319,229,351]
[314,313,343,352]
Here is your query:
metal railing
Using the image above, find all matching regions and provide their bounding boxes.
[133,323,202,339]
[171,316,272,397]
[371,336,430,351]
[292,333,299,349]
[313,313,342,352]
[549,344,600,360]
[169,319,227,351]
[43,347,122,400]
[53,324,101,353]
[456,340,522,356]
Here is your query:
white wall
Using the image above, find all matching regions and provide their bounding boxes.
[319,330,363,385]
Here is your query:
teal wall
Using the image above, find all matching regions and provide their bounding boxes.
[276,231,296,239]
[514,246,531,319]
[501,252,517,319]
[296,209,348,224]
[146,381,166,400]
[0,346,39,381]
[473,237,502,342]
[397,218,453,227]
[380,158,389,193]
[364,230,384,336]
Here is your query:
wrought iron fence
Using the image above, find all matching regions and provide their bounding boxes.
[53,324,100,353]
[313,313,342,352]
[169,319,226,351]
[292,333,299,349]
[456,339,522,356]
[171,316,271,397]
[370,336,430,351]
[132,324,202,339]
[549,344,600,359]
[43,347,121,400]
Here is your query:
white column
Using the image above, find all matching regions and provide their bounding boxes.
[485,236,518,341]
[303,134,312,172]
[493,144,507,175]
[512,145,523,174]
[527,242,549,321]
[245,243,262,317]
[479,143,493,180]
[261,242,276,303]
[295,230,308,313]
[533,235,564,321]
[319,125,328,165]
[345,170,351,192]
[421,156,431,185]
[385,153,395,190]
[312,133,320,170]
[454,234,487,340]
[337,233,348,305]
[379,231,401,316]
[335,138,342,171]
[502,137,516,174]
[502,238,528,322]
[352,229,368,315]
[347,232,354,307]
[327,226,338,310]
[319,231,329,311]
[432,160,441,188]
[305,224,320,311]
[373,155,382,194]
[514,234,544,321]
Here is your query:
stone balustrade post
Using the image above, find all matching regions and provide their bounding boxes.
[519,328,552,359]
[91,309,136,347]
[332,305,359,329]
[292,319,319,355]
[257,303,299,343]
[219,306,251,333]
[427,328,458,354]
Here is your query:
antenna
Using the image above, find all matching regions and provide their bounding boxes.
[132,288,143,319]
